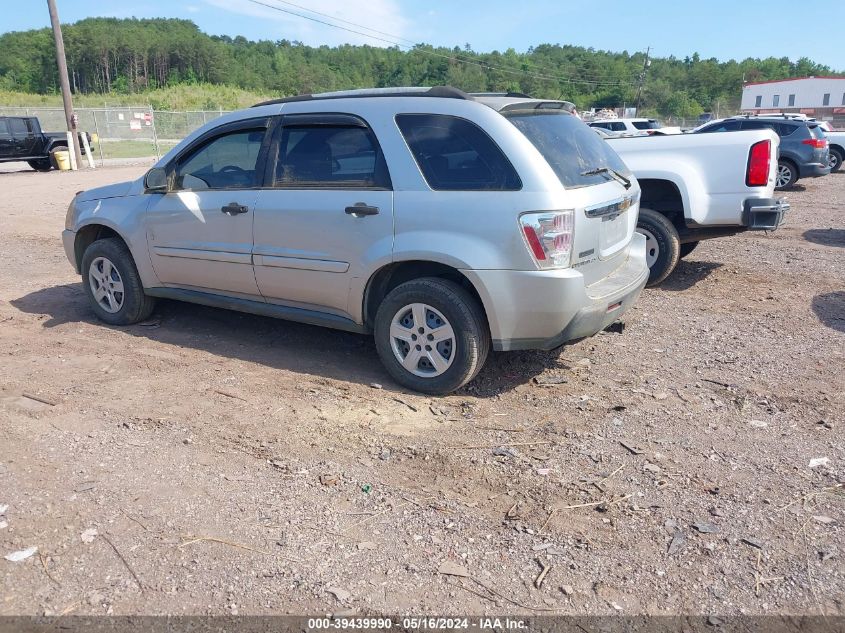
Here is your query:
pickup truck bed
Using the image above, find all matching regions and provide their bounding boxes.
[606,129,788,285]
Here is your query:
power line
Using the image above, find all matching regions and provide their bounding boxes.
[269,0,635,82]
[244,0,637,87]
[266,0,418,46]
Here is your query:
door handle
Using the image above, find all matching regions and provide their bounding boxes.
[345,203,379,217]
[222,202,249,215]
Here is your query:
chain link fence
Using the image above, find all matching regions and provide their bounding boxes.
[2,105,746,166]
[0,106,231,164]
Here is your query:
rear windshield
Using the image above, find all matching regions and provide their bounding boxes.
[632,120,661,130]
[809,124,826,139]
[505,111,632,189]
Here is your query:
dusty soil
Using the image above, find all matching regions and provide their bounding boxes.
[0,163,843,618]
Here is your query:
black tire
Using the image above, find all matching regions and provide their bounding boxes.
[637,207,681,287]
[829,147,843,173]
[28,158,52,171]
[373,278,490,395]
[80,238,156,325]
[49,146,67,170]
[775,159,798,190]
[679,241,699,259]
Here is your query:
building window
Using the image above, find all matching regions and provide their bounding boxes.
[842,92,845,106]
[788,94,795,107]
[773,95,780,107]
[755,95,762,108]
[822,93,830,106]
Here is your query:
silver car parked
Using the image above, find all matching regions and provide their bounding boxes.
[63,87,648,394]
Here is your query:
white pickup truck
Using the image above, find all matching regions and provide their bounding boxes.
[826,131,844,172]
[605,129,789,285]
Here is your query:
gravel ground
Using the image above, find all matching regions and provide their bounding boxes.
[0,165,842,618]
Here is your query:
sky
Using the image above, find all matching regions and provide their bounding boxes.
[5,0,844,71]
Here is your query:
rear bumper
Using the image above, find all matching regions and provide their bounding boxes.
[742,197,789,231]
[798,162,831,178]
[462,233,649,352]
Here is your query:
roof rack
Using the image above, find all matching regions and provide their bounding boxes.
[731,112,810,120]
[252,86,472,107]
[468,91,533,98]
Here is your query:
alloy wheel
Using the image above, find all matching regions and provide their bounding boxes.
[776,164,792,188]
[88,256,125,314]
[389,303,455,378]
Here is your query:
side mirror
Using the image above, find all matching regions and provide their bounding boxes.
[144,167,168,193]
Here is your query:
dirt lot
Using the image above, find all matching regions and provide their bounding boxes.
[0,162,843,618]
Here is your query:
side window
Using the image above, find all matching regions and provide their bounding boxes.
[610,122,627,132]
[701,120,739,133]
[741,120,781,135]
[8,118,28,137]
[174,129,265,191]
[273,123,388,188]
[777,123,798,137]
[396,114,521,191]
[0,119,10,138]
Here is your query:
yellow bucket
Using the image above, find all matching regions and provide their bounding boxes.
[53,150,71,171]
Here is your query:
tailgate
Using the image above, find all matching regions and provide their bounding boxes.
[608,129,780,226]
[568,181,640,285]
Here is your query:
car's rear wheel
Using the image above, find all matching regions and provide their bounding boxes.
[829,147,843,173]
[636,208,681,287]
[775,160,798,189]
[679,241,699,259]
[81,238,156,325]
[28,158,52,171]
[374,278,489,395]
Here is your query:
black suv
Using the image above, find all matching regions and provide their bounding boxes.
[0,116,93,171]
[694,115,830,189]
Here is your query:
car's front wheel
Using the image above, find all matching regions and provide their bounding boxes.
[775,160,798,189]
[81,238,156,325]
[374,278,489,395]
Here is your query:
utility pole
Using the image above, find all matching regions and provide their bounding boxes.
[635,46,651,113]
[47,0,82,169]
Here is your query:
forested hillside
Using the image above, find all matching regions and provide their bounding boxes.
[1,17,841,115]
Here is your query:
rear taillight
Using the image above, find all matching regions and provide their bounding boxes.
[519,211,574,269]
[746,139,771,187]
[802,138,828,149]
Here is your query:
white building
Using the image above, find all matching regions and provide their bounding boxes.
[741,76,845,125]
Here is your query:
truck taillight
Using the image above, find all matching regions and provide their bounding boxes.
[746,140,771,187]
[519,211,574,269]
[802,138,828,149]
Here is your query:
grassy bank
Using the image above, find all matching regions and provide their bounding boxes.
[0,83,273,111]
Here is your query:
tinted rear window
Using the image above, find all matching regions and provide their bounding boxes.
[395,114,521,191]
[632,120,661,130]
[505,111,631,189]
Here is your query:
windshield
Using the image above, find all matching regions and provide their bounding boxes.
[504,111,632,189]
[632,120,662,130]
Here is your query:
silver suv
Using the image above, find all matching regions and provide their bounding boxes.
[63,87,648,394]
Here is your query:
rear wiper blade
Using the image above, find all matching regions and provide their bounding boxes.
[582,167,632,189]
